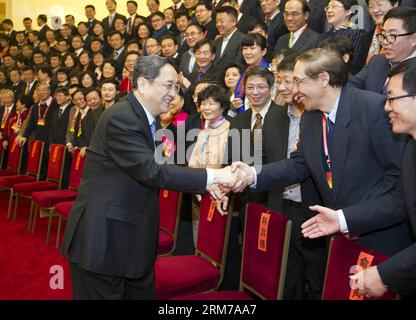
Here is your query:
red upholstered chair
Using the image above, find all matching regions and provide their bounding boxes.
[31,148,86,244]
[0,139,4,169]
[158,190,182,256]
[12,144,65,231]
[52,201,74,248]
[322,235,397,300]
[155,193,232,300]
[173,202,292,300]
[0,140,43,220]
[0,139,23,176]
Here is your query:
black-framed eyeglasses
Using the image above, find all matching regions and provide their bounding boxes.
[376,32,415,44]
[387,93,416,104]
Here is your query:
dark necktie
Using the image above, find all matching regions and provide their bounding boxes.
[327,118,335,159]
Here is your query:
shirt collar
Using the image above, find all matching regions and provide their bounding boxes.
[287,104,301,119]
[60,102,70,111]
[133,92,155,126]
[79,106,90,117]
[293,24,307,38]
[252,99,272,122]
[325,93,341,124]
[40,96,53,106]
[223,28,238,41]
[269,9,280,21]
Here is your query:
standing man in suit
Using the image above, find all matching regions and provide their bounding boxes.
[126,1,138,36]
[1,19,17,46]
[230,48,411,256]
[23,17,33,38]
[16,82,57,179]
[85,5,99,36]
[260,0,288,61]
[60,55,241,300]
[179,23,205,79]
[109,31,126,76]
[274,0,320,55]
[22,66,38,98]
[213,6,245,71]
[349,6,416,94]
[37,15,50,42]
[195,1,218,41]
[314,58,416,299]
[102,0,127,37]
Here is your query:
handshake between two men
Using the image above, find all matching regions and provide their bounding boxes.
[206,161,351,242]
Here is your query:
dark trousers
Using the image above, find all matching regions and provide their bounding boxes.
[70,263,156,300]
[281,199,327,300]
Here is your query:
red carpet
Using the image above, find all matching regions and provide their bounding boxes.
[0,192,72,300]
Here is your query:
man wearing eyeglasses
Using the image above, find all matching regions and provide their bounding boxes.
[319,58,416,299]
[230,48,411,257]
[60,55,242,299]
[349,6,416,94]
[273,0,321,55]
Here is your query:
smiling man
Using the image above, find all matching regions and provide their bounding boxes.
[349,58,416,299]
[231,48,411,257]
[349,6,416,94]
[60,55,241,300]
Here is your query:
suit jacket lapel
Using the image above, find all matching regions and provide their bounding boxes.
[309,111,329,196]
[332,88,351,202]
[403,139,416,236]
[127,93,155,150]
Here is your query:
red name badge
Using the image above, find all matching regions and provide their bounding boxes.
[258,212,271,252]
[37,118,45,126]
[163,190,169,198]
[207,200,216,222]
[349,251,375,300]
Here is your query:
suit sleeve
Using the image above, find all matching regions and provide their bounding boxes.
[22,104,38,139]
[377,243,416,295]
[105,110,207,194]
[348,56,372,89]
[343,97,407,234]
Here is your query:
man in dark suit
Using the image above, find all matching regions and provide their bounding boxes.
[1,19,17,46]
[16,82,57,179]
[102,0,127,37]
[260,0,288,61]
[85,5,100,36]
[316,59,416,299]
[49,87,73,188]
[230,48,411,256]
[213,6,245,72]
[22,67,38,98]
[349,6,416,94]
[179,23,205,79]
[273,0,320,55]
[109,31,127,76]
[195,1,218,40]
[60,55,240,300]
[37,14,51,41]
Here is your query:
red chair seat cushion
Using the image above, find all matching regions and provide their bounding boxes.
[173,290,252,300]
[13,181,58,196]
[54,201,74,218]
[156,255,220,300]
[32,190,78,208]
[0,175,36,188]
[0,169,18,176]
[158,230,174,255]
